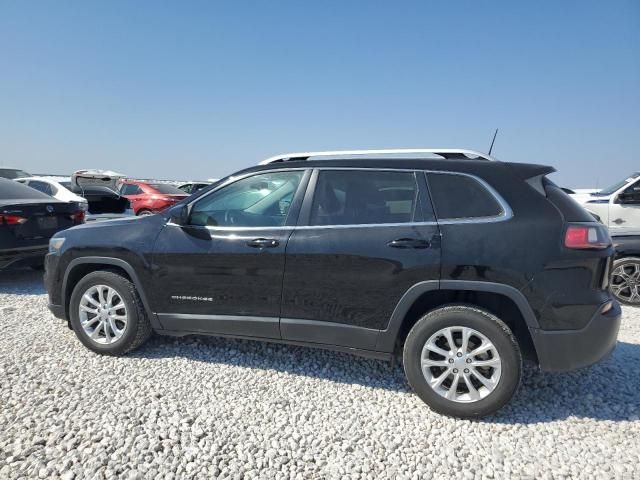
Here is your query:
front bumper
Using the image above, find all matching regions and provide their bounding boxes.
[530,300,621,372]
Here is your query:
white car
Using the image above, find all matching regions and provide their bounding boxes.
[570,172,640,306]
[14,176,88,210]
[570,172,640,236]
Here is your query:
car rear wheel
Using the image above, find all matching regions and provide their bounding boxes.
[69,270,152,355]
[403,305,522,418]
[611,257,640,306]
[137,209,153,216]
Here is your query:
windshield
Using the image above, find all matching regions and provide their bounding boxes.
[0,168,31,179]
[149,183,185,194]
[594,172,640,196]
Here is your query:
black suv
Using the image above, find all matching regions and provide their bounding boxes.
[45,150,621,418]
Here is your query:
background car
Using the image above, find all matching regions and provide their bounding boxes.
[571,172,640,236]
[14,176,88,210]
[0,167,31,179]
[118,180,188,215]
[0,177,84,270]
[177,181,212,194]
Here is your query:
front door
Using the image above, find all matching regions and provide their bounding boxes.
[151,169,309,338]
[609,180,640,235]
[280,168,441,349]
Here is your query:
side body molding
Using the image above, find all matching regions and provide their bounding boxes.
[376,279,540,352]
[62,256,162,330]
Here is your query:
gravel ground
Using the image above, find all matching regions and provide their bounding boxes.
[1,269,639,480]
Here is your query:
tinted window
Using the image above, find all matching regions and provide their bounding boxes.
[310,170,422,226]
[28,180,54,196]
[121,184,142,195]
[427,173,503,220]
[149,183,185,194]
[0,178,52,200]
[190,171,304,227]
[0,169,31,179]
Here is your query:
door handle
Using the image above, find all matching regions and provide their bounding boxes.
[387,238,431,249]
[247,238,280,248]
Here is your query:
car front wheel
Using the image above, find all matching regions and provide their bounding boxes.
[403,305,522,418]
[69,270,152,355]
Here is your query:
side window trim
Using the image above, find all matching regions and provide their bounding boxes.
[424,171,513,224]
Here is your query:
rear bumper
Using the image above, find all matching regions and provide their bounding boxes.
[0,245,48,270]
[530,300,621,372]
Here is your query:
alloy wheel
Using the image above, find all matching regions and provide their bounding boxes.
[611,262,640,304]
[79,285,128,344]
[421,326,502,403]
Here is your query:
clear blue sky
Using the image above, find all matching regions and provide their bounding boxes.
[1,1,638,187]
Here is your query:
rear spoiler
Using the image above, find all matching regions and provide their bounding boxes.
[503,162,556,180]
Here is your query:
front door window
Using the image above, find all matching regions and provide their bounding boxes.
[189,171,304,227]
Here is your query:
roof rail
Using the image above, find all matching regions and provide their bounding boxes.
[259,148,498,165]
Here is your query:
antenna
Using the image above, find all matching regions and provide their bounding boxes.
[488,128,499,155]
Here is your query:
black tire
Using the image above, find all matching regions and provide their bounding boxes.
[403,305,522,419]
[137,209,153,216]
[69,270,152,355]
[610,257,640,306]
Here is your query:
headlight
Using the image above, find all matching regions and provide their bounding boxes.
[49,237,66,254]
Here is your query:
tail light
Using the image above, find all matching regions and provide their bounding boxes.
[564,224,611,250]
[70,210,86,224]
[0,214,27,225]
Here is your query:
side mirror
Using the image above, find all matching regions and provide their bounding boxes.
[169,204,190,225]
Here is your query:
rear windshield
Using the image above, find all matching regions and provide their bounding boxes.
[0,178,52,200]
[0,168,31,179]
[149,183,185,194]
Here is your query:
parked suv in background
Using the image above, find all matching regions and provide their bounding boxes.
[44,149,620,418]
[118,180,188,215]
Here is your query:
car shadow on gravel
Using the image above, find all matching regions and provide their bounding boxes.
[0,268,46,295]
[131,334,639,424]
[490,341,640,424]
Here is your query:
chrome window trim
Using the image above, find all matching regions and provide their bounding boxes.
[174,166,512,230]
[425,171,513,225]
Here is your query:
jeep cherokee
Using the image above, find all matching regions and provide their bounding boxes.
[44,149,621,418]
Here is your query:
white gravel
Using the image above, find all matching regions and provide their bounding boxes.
[1,269,639,480]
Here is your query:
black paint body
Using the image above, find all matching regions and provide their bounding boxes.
[44,158,620,371]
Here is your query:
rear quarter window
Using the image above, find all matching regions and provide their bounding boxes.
[426,172,504,220]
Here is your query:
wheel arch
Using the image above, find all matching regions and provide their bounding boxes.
[377,280,540,363]
[62,257,161,329]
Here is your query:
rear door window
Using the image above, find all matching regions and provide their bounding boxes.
[121,184,143,195]
[28,180,54,196]
[309,170,424,226]
[426,173,503,220]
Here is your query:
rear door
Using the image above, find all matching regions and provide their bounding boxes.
[120,183,145,212]
[280,168,441,349]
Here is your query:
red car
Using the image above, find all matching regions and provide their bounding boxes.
[118,180,188,216]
